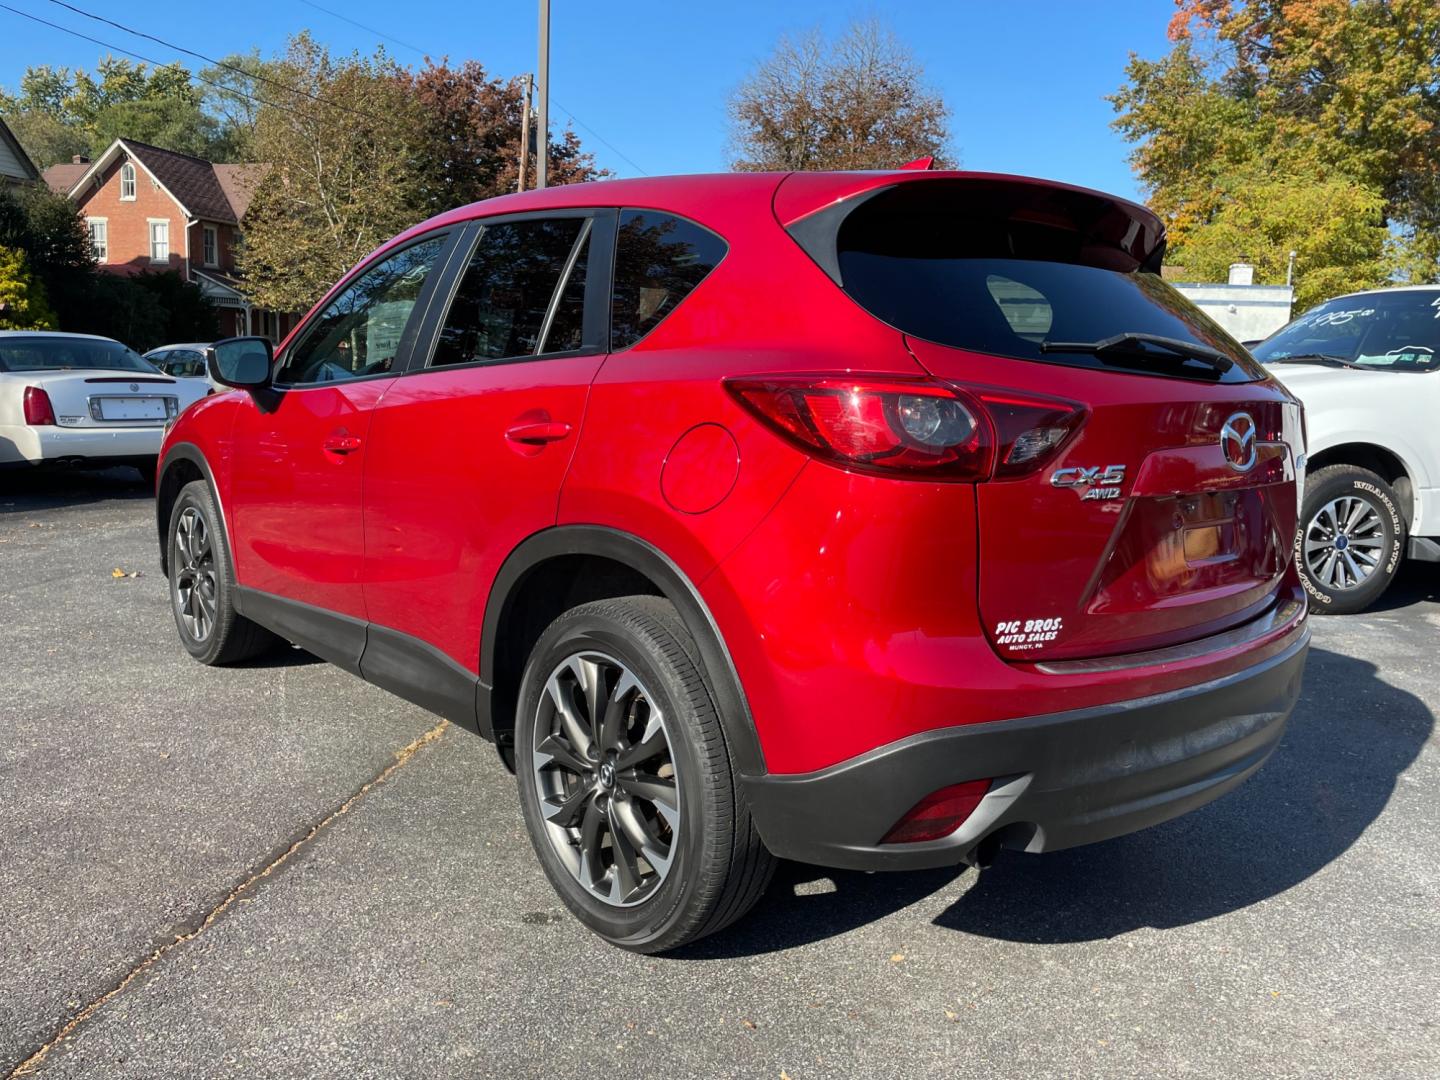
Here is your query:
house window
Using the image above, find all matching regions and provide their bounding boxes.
[119,162,136,200]
[148,219,170,263]
[202,225,218,267]
[85,218,108,262]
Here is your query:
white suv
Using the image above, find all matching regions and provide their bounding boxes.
[1255,285,1440,613]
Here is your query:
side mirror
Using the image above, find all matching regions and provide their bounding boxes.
[207,336,273,389]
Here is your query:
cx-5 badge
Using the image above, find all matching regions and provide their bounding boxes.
[1051,464,1126,500]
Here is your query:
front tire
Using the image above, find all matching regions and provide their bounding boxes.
[515,596,774,952]
[1296,464,1406,615]
[167,479,278,664]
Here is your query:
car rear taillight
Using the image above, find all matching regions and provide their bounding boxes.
[880,779,992,844]
[726,376,1082,481]
[23,386,56,426]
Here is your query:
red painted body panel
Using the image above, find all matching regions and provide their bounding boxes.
[559,176,920,585]
[906,339,1301,661]
[360,356,603,668]
[227,380,394,619]
[703,460,1305,774]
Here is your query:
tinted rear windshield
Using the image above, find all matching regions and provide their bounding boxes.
[0,337,157,373]
[1251,291,1440,371]
[824,181,1263,384]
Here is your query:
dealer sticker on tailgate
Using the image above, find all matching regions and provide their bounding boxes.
[994,617,1063,651]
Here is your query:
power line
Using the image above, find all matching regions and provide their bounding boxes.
[295,0,650,176]
[8,0,651,178]
[0,2,331,127]
[297,0,428,58]
[42,0,389,125]
[546,96,649,177]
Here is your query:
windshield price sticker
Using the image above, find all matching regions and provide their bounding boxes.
[994,617,1063,650]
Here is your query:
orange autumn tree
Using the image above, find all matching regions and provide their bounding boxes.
[1111,0,1440,303]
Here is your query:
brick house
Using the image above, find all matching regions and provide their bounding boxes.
[42,138,298,341]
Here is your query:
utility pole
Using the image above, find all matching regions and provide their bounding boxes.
[518,73,533,192]
[536,0,550,189]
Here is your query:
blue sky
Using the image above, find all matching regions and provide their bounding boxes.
[0,0,1175,200]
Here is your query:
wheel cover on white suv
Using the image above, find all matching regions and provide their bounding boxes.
[1303,495,1386,590]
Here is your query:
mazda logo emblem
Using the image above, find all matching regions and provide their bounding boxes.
[1220,412,1258,472]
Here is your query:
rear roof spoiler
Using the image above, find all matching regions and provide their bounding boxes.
[776,171,1167,285]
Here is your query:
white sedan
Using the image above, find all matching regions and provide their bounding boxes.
[0,331,209,483]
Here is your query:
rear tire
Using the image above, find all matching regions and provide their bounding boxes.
[1296,464,1405,615]
[167,479,278,664]
[515,596,774,953]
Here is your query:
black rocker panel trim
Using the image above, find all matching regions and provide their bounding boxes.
[235,587,366,676]
[361,623,483,734]
[233,587,484,731]
[481,526,766,777]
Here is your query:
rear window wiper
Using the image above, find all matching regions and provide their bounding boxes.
[1267,353,1366,369]
[1040,332,1234,376]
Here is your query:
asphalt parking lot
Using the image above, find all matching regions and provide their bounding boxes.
[2,469,1437,1079]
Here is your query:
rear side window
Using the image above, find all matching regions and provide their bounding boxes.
[431,217,589,366]
[610,210,726,350]
[826,181,1263,384]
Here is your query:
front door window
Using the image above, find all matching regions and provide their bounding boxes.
[277,237,446,385]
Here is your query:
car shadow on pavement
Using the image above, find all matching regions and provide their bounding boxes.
[680,644,1428,957]
[933,644,1430,943]
[0,466,152,512]
[671,860,968,960]
[233,643,325,668]
[1362,560,1440,613]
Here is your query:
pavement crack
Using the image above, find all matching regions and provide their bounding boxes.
[6,720,449,1078]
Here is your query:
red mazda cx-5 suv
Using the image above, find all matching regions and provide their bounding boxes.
[157,170,1309,951]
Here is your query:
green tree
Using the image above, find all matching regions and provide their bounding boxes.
[0,245,57,329]
[0,183,95,327]
[1,58,234,166]
[130,270,220,345]
[239,34,429,312]
[1174,177,1390,309]
[199,51,277,161]
[85,272,166,349]
[728,19,953,171]
[1112,0,1440,302]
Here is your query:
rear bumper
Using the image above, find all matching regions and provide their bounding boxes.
[0,424,164,465]
[742,626,1309,871]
